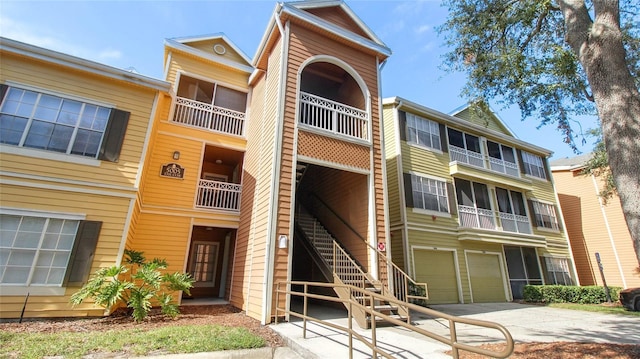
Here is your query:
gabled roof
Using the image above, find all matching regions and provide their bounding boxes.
[253,0,391,68]
[449,102,516,138]
[164,33,254,74]
[0,37,170,92]
[383,96,552,156]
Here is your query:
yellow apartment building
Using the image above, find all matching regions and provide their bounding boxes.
[383,98,577,303]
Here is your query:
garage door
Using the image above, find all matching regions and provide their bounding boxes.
[467,252,507,303]
[413,249,459,304]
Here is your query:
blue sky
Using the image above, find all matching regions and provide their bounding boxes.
[0,0,598,159]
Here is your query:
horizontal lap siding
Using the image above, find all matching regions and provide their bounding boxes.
[285,23,386,271]
[187,39,249,66]
[305,7,370,38]
[0,53,156,188]
[0,185,131,318]
[553,170,639,288]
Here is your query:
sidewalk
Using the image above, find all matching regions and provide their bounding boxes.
[269,302,640,358]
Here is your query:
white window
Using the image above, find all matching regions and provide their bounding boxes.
[411,174,449,213]
[532,201,559,230]
[406,113,441,151]
[542,257,573,285]
[0,214,80,286]
[0,87,111,158]
[522,151,547,179]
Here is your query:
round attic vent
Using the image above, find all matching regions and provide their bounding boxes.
[213,44,226,55]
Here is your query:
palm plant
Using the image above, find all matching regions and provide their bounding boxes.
[70,249,194,322]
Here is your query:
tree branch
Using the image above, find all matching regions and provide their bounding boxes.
[521,7,549,50]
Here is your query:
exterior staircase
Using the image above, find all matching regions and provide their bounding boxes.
[295,207,412,329]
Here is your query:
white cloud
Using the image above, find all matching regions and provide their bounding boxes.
[415,24,431,35]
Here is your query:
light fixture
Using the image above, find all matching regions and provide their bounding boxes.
[172,151,180,160]
[278,235,288,249]
[215,159,222,164]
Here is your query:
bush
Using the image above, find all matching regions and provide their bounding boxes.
[70,249,194,322]
[523,285,621,304]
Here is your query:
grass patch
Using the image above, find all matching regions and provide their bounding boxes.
[548,302,640,316]
[0,324,266,359]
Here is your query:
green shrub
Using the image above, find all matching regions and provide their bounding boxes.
[523,285,621,304]
[70,249,194,322]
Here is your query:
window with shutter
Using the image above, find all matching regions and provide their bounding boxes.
[0,85,129,162]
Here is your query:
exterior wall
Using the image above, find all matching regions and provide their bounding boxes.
[0,48,162,318]
[231,37,283,321]
[165,51,248,91]
[553,169,640,288]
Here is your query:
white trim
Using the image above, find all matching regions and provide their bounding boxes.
[393,105,412,275]
[297,124,371,146]
[1,171,137,192]
[591,174,627,288]
[0,207,85,220]
[164,38,254,74]
[0,178,136,199]
[408,170,448,182]
[163,51,173,81]
[174,69,250,95]
[1,37,171,92]
[263,17,289,326]
[407,142,444,155]
[219,233,231,297]
[411,207,452,219]
[464,249,510,303]
[0,144,101,167]
[377,56,391,288]
[296,155,369,174]
[411,246,463,304]
[169,33,253,66]
[115,199,136,267]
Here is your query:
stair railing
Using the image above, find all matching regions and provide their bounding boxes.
[306,193,428,305]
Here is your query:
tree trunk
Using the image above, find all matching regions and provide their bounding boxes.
[560,0,640,266]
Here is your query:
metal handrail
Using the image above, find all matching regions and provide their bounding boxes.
[306,193,428,304]
[275,281,514,359]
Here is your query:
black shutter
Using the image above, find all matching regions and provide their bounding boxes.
[398,110,407,141]
[439,123,448,153]
[447,182,457,215]
[542,157,552,180]
[98,109,130,162]
[517,149,526,175]
[403,173,414,208]
[0,84,8,104]
[63,220,102,287]
[527,199,538,227]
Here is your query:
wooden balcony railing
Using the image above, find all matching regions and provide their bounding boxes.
[298,92,369,140]
[172,96,245,136]
[195,179,241,211]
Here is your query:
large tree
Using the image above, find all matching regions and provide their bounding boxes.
[439,0,640,265]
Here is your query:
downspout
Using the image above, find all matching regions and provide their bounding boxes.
[262,7,288,325]
[591,174,626,288]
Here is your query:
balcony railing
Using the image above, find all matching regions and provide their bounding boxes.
[196,179,241,211]
[489,157,520,177]
[172,96,245,136]
[450,145,521,178]
[449,145,484,168]
[458,205,532,234]
[298,92,368,140]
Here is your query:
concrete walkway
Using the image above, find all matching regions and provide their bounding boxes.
[269,302,640,359]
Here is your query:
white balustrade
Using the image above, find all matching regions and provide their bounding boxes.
[196,179,241,211]
[299,92,368,140]
[172,97,245,136]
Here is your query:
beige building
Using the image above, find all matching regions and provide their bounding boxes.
[551,154,639,289]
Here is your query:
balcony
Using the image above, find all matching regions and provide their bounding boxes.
[172,96,245,136]
[298,92,368,141]
[458,205,531,234]
[196,179,241,211]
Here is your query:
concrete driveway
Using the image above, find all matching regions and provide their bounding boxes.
[270,302,640,358]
